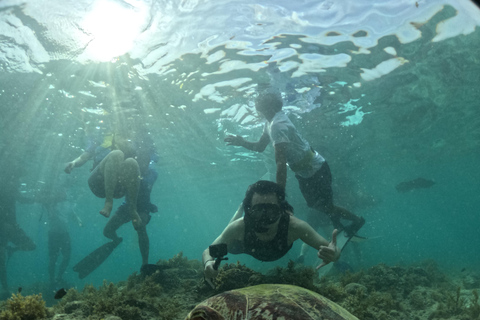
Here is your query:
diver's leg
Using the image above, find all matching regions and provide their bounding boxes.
[98,150,125,218]
[103,205,127,244]
[48,232,60,286]
[120,158,141,229]
[137,226,149,266]
[10,227,36,252]
[0,246,8,294]
[57,233,71,283]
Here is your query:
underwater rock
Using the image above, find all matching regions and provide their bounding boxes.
[64,300,90,315]
[407,287,433,310]
[463,272,480,289]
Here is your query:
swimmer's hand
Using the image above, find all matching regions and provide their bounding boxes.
[132,214,143,230]
[224,134,245,147]
[204,260,217,289]
[64,161,75,174]
[316,229,340,270]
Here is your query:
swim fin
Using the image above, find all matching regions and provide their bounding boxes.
[73,240,121,279]
[349,234,368,243]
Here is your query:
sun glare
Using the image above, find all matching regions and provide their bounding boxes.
[81,0,147,62]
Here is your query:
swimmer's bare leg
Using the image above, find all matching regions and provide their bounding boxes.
[99,150,124,218]
[121,158,141,229]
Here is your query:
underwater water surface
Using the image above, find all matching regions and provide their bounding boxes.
[1,0,480,316]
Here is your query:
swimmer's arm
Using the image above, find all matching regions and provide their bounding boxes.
[289,216,340,266]
[274,142,288,189]
[289,216,329,249]
[203,219,243,264]
[224,131,270,152]
[65,151,93,173]
[228,203,244,224]
[202,220,243,288]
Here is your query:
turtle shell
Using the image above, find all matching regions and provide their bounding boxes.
[186,284,358,320]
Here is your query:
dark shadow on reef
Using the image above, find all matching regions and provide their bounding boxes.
[0,253,479,320]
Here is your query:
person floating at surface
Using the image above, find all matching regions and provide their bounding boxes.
[0,166,36,299]
[102,159,158,268]
[65,128,144,229]
[71,131,159,278]
[202,180,340,288]
[224,88,365,236]
[35,186,82,289]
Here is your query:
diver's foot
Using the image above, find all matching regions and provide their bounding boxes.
[100,201,113,218]
[344,217,365,237]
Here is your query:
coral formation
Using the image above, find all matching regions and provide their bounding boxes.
[0,293,47,320]
[2,254,479,320]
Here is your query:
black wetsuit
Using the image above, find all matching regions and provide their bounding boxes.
[231,212,292,262]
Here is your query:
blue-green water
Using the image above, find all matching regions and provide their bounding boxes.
[1,0,480,301]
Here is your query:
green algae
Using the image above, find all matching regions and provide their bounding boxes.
[0,293,47,320]
[4,254,479,320]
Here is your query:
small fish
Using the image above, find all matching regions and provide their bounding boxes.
[18,287,22,293]
[461,268,466,272]
[395,178,435,193]
[54,288,67,299]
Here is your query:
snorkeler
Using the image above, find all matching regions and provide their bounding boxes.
[71,131,159,279]
[202,180,339,288]
[35,185,82,288]
[64,129,143,229]
[224,88,365,260]
[0,165,36,299]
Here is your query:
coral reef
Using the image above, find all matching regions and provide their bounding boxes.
[212,261,264,292]
[0,293,47,320]
[2,254,479,320]
[315,260,480,320]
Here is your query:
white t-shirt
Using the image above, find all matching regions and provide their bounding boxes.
[264,111,325,178]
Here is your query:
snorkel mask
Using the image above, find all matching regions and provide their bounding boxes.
[247,203,282,233]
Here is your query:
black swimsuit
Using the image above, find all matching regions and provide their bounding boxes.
[230,212,292,262]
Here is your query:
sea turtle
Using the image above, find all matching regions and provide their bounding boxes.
[185,284,358,320]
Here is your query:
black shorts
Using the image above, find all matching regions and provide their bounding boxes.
[113,203,152,227]
[88,164,125,199]
[296,162,334,210]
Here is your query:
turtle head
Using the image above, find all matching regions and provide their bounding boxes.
[186,305,225,320]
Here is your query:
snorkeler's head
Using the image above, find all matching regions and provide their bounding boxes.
[243,180,292,232]
[255,88,283,118]
[243,180,285,210]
